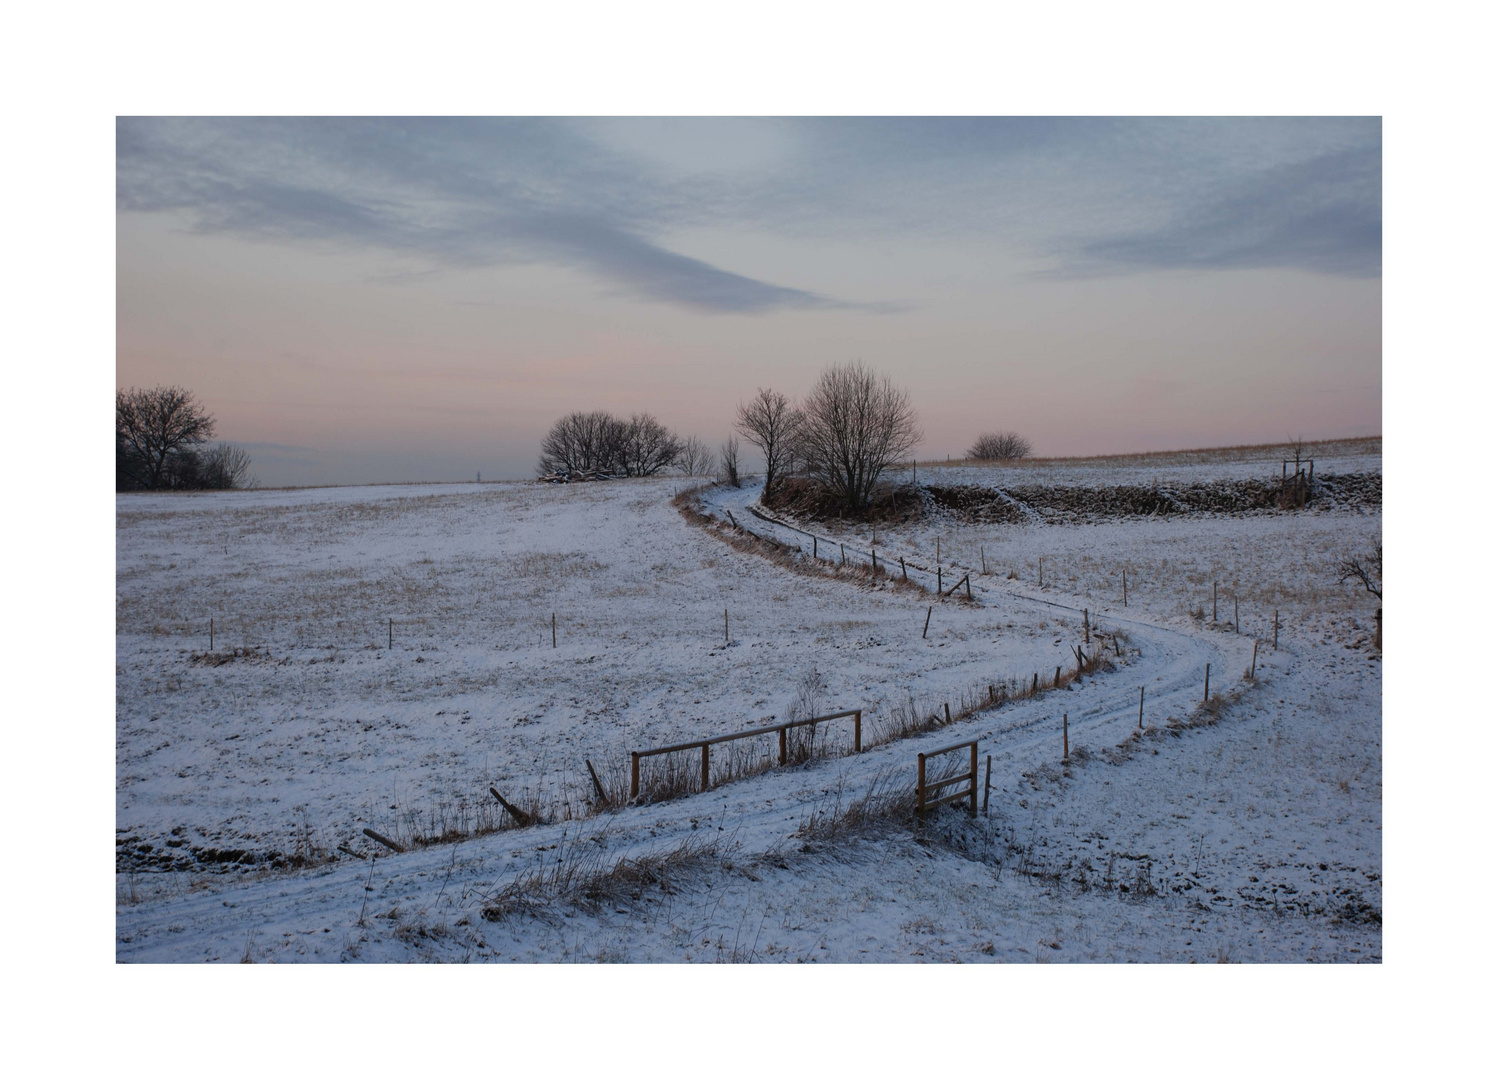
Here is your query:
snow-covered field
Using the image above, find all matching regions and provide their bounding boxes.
[116,444,1381,962]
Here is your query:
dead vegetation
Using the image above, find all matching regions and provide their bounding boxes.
[478,825,736,923]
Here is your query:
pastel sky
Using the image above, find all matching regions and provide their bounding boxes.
[116,117,1381,486]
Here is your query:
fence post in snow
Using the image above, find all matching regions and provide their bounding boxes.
[1139,685,1144,728]
[210,618,213,651]
[900,556,907,581]
[1204,664,1211,702]
[1063,714,1069,763]
[1251,640,1258,679]
[923,606,933,639]
[1123,568,1127,607]
[552,612,556,649]
[1274,609,1279,649]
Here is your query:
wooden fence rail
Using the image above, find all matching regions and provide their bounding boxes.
[917,737,980,821]
[629,709,863,800]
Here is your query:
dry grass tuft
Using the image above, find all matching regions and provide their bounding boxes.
[479,826,728,922]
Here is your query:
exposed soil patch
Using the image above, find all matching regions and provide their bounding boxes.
[761,476,924,524]
[928,472,1380,523]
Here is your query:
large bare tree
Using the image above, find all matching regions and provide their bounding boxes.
[619,413,683,477]
[735,387,800,493]
[538,410,683,477]
[797,361,921,511]
[116,385,217,490]
[537,410,625,475]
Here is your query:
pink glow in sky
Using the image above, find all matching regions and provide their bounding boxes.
[117,118,1380,486]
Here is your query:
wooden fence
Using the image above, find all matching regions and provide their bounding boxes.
[916,737,980,821]
[629,709,863,800]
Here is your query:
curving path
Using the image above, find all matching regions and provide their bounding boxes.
[116,482,1265,958]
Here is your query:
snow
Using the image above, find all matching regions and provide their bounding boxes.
[116,449,1380,962]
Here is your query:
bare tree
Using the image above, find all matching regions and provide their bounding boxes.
[718,436,741,488]
[735,388,800,493]
[797,362,921,511]
[537,411,626,475]
[116,386,218,490]
[199,443,257,489]
[968,431,1033,462]
[1337,542,1382,599]
[619,413,683,477]
[676,435,711,476]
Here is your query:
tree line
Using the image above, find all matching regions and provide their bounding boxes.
[116,386,255,491]
[537,360,1032,513]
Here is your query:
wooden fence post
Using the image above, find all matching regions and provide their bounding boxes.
[944,702,952,724]
[1039,557,1043,587]
[210,618,213,651]
[813,536,817,559]
[388,618,392,650]
[900,555,907,581]
[1213,582,1217,622]
[1251,640,1259,678]
[1063,714,1069,763]
[552,612,557,648]
[630,752,640,800]
[1139,685,1144,728]
[854,709,862,752]
[779,726,787,765]
[1204,664,1211,702]
[965,575,972,599]
[969,742,979,817]
[983,754,992,816]
[1055,665,1061,688]
[980,546,987,574]
[701,744,710,792]
[937,567,942,593]
[1374,608,1381,650]
[1123,568,1127,607]
[840,543,845,566]
[724,608,729,647]
[917,752,927,822]
[1235,597,1239,633]
[1084,609,1090,644]
[923,606,932,638]
[585,759,607,804]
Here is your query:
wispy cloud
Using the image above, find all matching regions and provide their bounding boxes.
[1064,145,1381,277]
[116,117,1381,315]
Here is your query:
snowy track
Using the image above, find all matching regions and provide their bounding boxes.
[118,481,1269,959]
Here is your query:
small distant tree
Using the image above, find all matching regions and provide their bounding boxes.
[718,436,741,488]
[117,385,217,490]
[735,388,800,493]
[1337,542,1382,599]
[199,443,257,489]
[968,431,1033,462]
[676,436,711,477]
[797,362,921,512]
